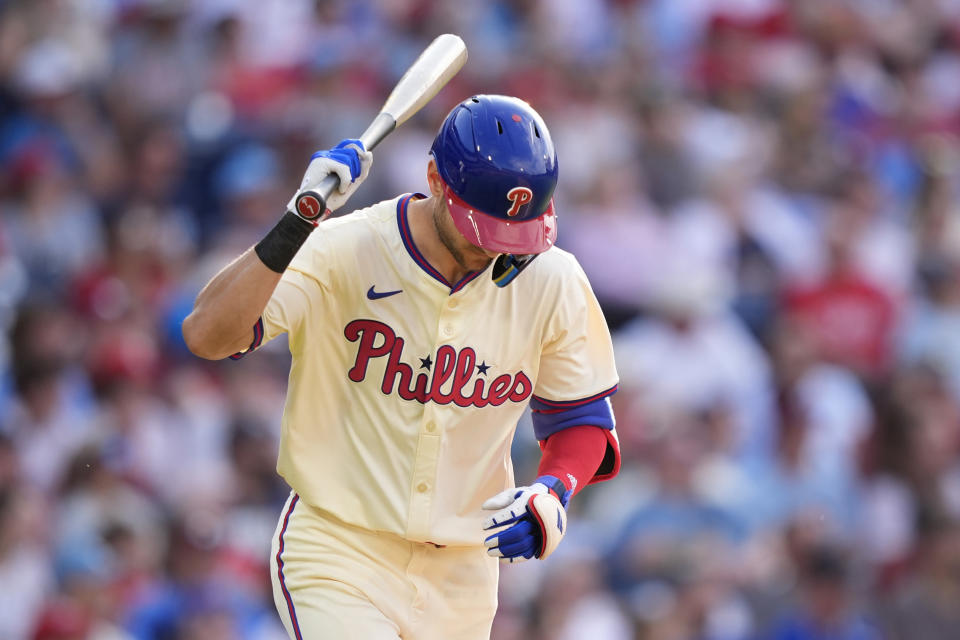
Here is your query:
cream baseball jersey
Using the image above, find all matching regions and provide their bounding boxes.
[237,194,619,546]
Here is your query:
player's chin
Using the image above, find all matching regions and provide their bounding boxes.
[471,256,495,271]
[467,248,498,268]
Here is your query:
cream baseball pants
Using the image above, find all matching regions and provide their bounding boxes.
[270,492,499,639]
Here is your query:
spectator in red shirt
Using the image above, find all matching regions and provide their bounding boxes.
[785,203,898,380]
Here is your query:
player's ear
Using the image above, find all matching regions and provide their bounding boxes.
[426,158,444,198]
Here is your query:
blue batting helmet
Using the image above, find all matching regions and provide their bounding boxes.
[430,95,558,255]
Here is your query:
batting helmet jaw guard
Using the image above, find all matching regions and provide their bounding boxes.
[430,95,559,256]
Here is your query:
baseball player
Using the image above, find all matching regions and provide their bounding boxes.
[182,95,620,640]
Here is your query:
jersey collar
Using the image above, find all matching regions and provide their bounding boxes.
[396,193,487,294]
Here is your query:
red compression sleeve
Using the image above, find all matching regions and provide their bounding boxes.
[537,425,608,497]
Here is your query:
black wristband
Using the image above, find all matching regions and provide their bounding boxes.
[255,211,316,273]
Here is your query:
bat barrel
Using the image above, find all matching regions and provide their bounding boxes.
[380,34,467,126]
[305,33,467,214]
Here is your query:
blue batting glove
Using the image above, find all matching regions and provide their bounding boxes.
[310,138,366,182]
[482,475,570,563]
[289,138,373,219]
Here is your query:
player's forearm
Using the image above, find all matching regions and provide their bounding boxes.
[182,248,282,360]
[182,139,372,360]
[536,425,610,495]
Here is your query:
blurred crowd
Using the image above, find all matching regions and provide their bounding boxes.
[3,0,960,638]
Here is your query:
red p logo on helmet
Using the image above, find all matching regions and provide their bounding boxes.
[505,187,533,217]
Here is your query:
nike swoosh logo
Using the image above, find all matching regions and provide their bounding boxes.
[367,286,403,300]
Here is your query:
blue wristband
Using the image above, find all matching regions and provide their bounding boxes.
[534,475,571,507]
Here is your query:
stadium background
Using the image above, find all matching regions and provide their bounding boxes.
[2,0,960,638]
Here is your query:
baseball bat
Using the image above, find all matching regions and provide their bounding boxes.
[297,34,468,216]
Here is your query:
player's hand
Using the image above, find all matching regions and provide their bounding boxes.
[482,475,570,563]
[288,138,373,221]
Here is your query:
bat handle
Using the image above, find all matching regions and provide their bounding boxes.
[359,112,398,152]
[299,113,399,216]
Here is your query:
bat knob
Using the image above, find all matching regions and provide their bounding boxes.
[294,190,327,221]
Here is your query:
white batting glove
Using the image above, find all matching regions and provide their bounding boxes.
[482,475,570,563]
[287,138,373,221]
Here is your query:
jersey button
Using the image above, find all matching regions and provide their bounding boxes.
[442,325,453,337]
[448,299,459,309]
[425,421,436,433]
[417,482,429,493]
